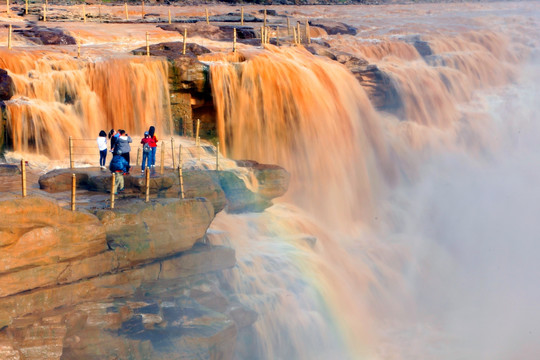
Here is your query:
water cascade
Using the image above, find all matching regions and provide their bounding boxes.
[1,49,172,159]
[207,26,539,359]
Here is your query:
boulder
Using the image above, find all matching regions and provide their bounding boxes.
[0,197,106,274]
[14,26,76,45]
[350,64,403,113]
[309,20,357,36]
[38,168,93,192]
[95,198,214,264]
[0,69,14,101]
[158,23,225,41]
[0,164,20,176]
[235,160,290,200]
[218,25,257,40]
[131,41,211,60]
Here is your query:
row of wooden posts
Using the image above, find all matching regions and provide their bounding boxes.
[5,4,311,52]
[6,1,265,25]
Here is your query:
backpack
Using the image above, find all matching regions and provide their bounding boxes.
[143,142,151,153]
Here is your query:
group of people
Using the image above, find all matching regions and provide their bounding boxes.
[96,126,159,194]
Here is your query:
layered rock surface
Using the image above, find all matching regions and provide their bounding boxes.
[1,160,287,359]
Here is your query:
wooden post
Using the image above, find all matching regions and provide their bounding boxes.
[21,159,26,198]
[182,28,187,55]
[195,119,200,143]
[71,174,76,211]
[263,8,267,29]
[287,17,290,36]
[240,6,244,26]
[306,20,310,44]
[297,21,301,44]
[216,141,219,170]
[178,166,184,199]
[145,167,150,202]
[25,0,28,15]
[141,0,144,20]
[69,136,74,168]
[7,24,12,50]
[205,7,209,24]
[83,4,86,23]
[110,172,115,209]
[6,0,9,15]
[168,8,171,24]
[178,144,182,167]
[266,26,270,44]
[146,31,150,57]
[76,33,81,57]
[260,26,264,46]
[170,137,175,169]
[197,136,201,162]
[136,147,141,166]
[233,27,237,53]
[124,2,128,21]
[43,4,46,22]
[160,141,164,175]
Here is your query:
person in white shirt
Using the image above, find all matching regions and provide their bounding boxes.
[97,130,108,169]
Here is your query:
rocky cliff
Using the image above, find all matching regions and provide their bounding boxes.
[0,161,288,359]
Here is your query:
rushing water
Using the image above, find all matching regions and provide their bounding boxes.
[206,3,540,360]
[2,2,540,359]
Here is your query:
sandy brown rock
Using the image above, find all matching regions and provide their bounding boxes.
[0,69,14,101]
[0,197,106,274]
[95,198,214,264]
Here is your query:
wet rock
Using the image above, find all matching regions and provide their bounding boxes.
[158,23,225,41]
[309,20,357,36]
[400,35,434,58]
[0,69,14,101]
[0,164,20,176]
[228,306,258,330]
[218,25,257,39]
[15,26,76,45]
[350,64,403,113]
[169,55,209,94]
[131,41,211,60]
[235,160,290,200]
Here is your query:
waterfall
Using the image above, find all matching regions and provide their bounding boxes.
[1,50,172,159]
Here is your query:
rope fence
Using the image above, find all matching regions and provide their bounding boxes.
[69,136,221,172]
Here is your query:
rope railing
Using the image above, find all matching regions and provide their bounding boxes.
[69,136,221,171]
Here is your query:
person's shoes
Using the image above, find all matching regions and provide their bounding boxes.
[141,169,145,173]
[118,188,124,192]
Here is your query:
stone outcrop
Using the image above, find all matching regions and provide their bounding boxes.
[0,195,244,359]
[0,69,14,101]
[14,26,76,45]
[38,163,289,214]
[309,20,357,36]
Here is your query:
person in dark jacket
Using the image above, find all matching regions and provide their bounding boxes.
[109,154,129,194]
[113,129,132,173]
[108,129,118,151]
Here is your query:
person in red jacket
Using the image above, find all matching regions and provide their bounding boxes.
[148,126,158,168]
[140,131,155,173]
